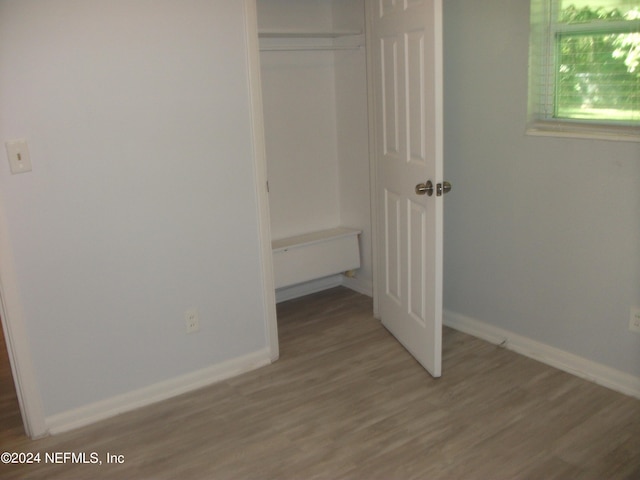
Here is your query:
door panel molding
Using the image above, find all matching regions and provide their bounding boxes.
[369,0,443,377]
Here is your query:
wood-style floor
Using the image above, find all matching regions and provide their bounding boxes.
[1,287,639,479]
[0,322,24,443]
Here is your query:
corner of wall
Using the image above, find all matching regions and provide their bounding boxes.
[46,348,272,435]
[444,309,640,400]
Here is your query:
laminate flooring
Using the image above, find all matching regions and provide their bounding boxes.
[1,287,639,479]
[0,322,23,442]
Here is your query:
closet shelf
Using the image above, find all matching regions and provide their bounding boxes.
[272,227,362,290]
[272,227,361,252]
[258,29,363,52]
[258,29,362,39]
[260,44,362,52]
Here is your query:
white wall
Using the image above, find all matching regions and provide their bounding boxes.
[257,0,340,241]
[443,0,640,378]
[260,49,342,239]
[0,0,271,420]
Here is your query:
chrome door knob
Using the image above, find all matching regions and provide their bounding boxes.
[436,181,452,196]
[415,180,434,196]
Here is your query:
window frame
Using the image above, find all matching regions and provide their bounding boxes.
[527,0,640,142]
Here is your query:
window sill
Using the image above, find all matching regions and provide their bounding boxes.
[526,121,640,143]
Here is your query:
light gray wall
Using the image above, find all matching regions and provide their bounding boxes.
[443,0,640,376]
[0,0,270,416]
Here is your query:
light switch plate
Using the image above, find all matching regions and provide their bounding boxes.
[5,139,32,174]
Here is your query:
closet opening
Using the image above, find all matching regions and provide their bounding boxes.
[256,0,374,304]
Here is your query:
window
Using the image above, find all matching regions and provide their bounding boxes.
[528,0,640,140]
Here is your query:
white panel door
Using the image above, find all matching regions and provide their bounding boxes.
[370,0,444,377]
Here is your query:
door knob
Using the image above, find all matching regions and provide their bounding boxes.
[436,181,452,196]
[415,180,433,196]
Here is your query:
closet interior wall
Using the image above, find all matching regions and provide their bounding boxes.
[256,0,373,297]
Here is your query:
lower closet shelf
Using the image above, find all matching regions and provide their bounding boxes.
[272,227,361,289]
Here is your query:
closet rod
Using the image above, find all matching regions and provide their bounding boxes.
[259,45,363,52]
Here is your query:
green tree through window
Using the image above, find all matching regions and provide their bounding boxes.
[555,2,640,122]
[529,0,640,135]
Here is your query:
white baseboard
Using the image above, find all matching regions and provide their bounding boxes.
[275,275,373,303]
[341,276,373,298]
[444,309,640,400]
[275,275,343,303]
[46,348,272,435]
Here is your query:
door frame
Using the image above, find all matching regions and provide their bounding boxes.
[364,0,381,318]
[0,202,47,438]
[244,0,280,362]
[247,0,444,334]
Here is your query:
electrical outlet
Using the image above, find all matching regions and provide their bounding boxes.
[630,307,640,334]
[185,308,200,334]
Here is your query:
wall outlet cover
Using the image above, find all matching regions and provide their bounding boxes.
[185,308,200,334]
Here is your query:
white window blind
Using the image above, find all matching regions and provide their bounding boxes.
[528,0,640,140]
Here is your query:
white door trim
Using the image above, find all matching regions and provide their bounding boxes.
[243,0,279,361]
[0,203,47,438]
[365,0,381,319]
